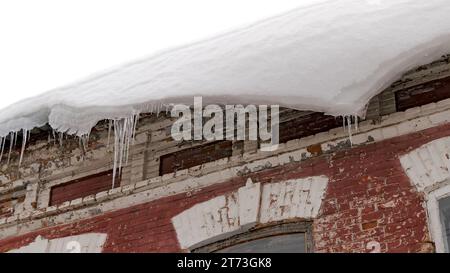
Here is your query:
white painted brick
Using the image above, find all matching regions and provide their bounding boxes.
[405,107,422,118]
[286,139,300,148]
[381,126,399,139]
[238,179,261,227]
[215,157,229,166]
[400,136,450,192]
[351,133,369,145]
[19,212,31,220]
[437,98,450,108]
[82,195,96,204]
[384,111,406,124]
[171,176,328,249]
[9,233,107,253]
[366,129,383,142]
[396,121,415,135]
[45,206,57,213]
[175,169,188,177]
[95,191,109,202]
[57,201,71,210]
[135,180,148,189]
[70,198,83,207]
[202,161,217,170]
[429,110,450,125]
[31,209,45,218]
[108,187,122,196]
[162,173,175,182]
[121,184,135,193]
[148,176,162,185]
[421,103,438,113]
[12,180,25,189]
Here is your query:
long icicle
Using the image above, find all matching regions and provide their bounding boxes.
[107,120,112,148]
[18,129,28,167]
[7,132,14,165]
[0,137,4,163]
[112,119,121,188]
[111,114,139,189]
[347,116,353,146]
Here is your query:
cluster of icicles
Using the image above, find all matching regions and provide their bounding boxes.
[0,111,359,189]
[0,114,141,188]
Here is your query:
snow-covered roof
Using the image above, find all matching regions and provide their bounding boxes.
[1,0,450,137]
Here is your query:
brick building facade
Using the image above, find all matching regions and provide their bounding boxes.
[1,56,450,253]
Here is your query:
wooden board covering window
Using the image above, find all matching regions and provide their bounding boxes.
[159,141,233,176]
[396,76,450,112]
[49,170,120,206]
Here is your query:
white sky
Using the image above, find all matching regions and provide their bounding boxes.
[0,0,324,110]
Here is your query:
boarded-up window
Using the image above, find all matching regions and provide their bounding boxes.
[279,111,343,144]
[396,76,450,112]
[160,141,233,176]
[49,170,119,206]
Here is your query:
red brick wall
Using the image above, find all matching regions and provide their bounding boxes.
[3,124,450,253]
[49,170,120,206]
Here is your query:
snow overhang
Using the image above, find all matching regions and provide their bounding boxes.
[1,0,450,137]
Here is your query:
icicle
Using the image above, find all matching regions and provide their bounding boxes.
[7,132,14,165]
[111,114,140,188]
[112,120,121,188]
[107,120,112,148]
[83,134,89,155]
[131,113,139,144]
[18,129,28,167]
[342,117,346,132]
[0,137,4,163]
[58,132,64,147]
[52,130,56,145]
[346,116,353,146]
[13,132,18,147]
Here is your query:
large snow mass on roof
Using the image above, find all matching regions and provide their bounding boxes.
[1,0,450,137]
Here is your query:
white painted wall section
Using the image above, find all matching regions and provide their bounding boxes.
[172,176,328,249]
[8,233,107,253]
[400,136,450,192]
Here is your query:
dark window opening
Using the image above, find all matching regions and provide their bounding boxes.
[159,141,233,176]
[49,169,120,206]
[439,196,450,252]
[193,221,313,253]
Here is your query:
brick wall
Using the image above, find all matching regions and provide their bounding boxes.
[2,123,449,253]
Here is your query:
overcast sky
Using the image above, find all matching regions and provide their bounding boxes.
[0,0,325,110]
